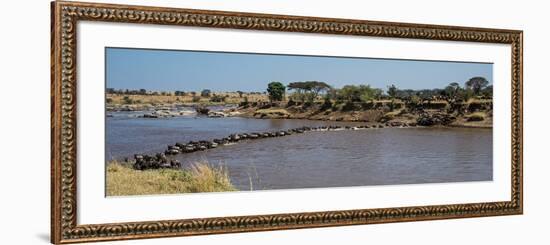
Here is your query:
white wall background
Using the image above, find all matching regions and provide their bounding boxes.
[0,0,547,244]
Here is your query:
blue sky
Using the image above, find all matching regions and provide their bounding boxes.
[106,47,492,92]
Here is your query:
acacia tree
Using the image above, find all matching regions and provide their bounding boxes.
[308,81,331,100]
[267,82,286,102]
[287,82,307,102]
[287,81,331,103]
[465,76,489,95]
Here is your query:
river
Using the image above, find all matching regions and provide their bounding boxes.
[106,110,493,190]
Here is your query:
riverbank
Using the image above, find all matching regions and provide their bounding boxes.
[226,99,493,128]
[106,92,266,111]
[105,93,493,128]
[106,161,236,196]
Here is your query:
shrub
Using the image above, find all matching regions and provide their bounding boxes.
[302,101,313,109]
[258,102,272,109]
[467,101,491,112]
[286,98,297,107]
[122,96,133,104]
[422,101,448,110]
[201,89,211,97]
[320,96,332,111]
[338,84,379,103]
[331,101,342,111]
[239,96,249,108]
[341,101,356,111]
[389,100,395,111]
[288,93,304,103]
[210,94,226,103]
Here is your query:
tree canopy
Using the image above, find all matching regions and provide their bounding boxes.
[201,89,211,97]
[287,81,332,102]
[465,76,489,95]
[337,84,381,102]
[267,82,286,102]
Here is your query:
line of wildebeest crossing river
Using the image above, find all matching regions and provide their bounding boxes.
[131,121,419,171]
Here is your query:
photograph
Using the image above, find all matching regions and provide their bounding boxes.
[105,47,494,196]
[44,1,527,243]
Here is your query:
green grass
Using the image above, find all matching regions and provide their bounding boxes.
[106,161,236,196]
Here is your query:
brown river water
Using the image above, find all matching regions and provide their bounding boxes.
[106,110,492,191]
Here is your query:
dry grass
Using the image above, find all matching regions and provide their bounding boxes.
[380,109,404,122]
[106,161,236,196]
[253,108,291,119]
[384,109,404,117]
[106,93,268,105]
[254,108,290,115]
[466,111,486,121]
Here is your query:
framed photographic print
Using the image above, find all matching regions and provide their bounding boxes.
[51,0,523,243]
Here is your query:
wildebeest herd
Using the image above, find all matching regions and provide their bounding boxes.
[131,122,419,170]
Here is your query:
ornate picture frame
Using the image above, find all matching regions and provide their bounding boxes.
[51,1,523,243]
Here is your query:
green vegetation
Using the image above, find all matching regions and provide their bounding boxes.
[201,89,212,97]
[466,77,490,95]
[106,161,236,196]
[337,84,383,103]
[481,85,493,98]
[210,94,227,103]
[243,76,491,126]
[387,84,398,98]
[267,81,286,102]
[106,76,491,107]
[287,81,331,103]
[105,77,492,128]
[320,94,333,110]
[122,96,133,104]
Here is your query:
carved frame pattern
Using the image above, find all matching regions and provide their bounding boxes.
[51,1,523,243]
